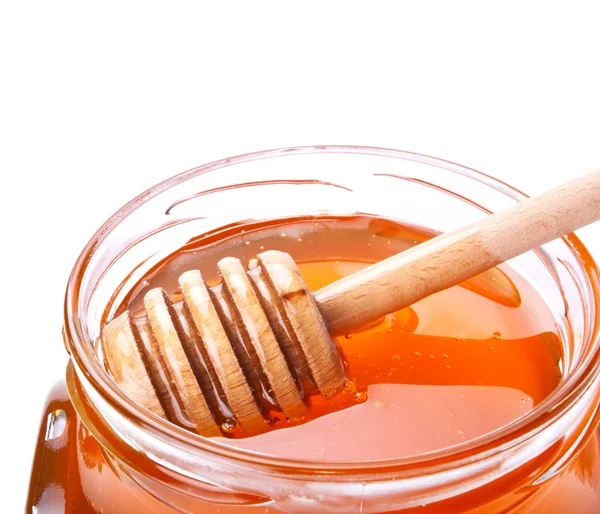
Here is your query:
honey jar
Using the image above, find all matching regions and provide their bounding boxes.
[27,146,600,513]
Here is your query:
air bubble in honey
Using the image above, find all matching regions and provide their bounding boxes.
[355,391,368,403]
[221,419,237,434]
[344,380,357,394]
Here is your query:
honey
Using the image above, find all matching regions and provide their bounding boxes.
[28,214,600,512]
[114,215,562,458]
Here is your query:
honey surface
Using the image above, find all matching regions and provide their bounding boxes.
[118,215,563,461]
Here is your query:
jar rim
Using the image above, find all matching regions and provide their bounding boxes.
[64,145,600,475]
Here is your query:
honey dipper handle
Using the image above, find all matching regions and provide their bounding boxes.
[314,168,600,335]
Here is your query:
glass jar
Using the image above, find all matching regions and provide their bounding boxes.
[27,146,600,513]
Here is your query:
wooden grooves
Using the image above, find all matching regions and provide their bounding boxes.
[102,312,166,419]
[144,289,220,436]
[257,251,345,397]
[102,251,344,436]
[218,257,307,420]
[248,258,318,396]
[179,269,265,433]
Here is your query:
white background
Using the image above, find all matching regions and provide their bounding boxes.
[2,2,600,511]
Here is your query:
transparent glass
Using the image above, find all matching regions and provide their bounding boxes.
[28,146,600,513]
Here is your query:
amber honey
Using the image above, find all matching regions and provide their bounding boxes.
[28,215,600,513]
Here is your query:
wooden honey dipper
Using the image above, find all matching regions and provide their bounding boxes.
[103,168,600,436]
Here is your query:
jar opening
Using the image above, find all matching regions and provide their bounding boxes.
[64,145,600,476]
